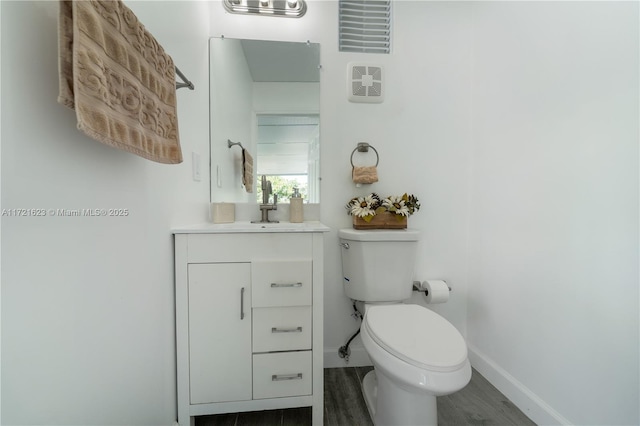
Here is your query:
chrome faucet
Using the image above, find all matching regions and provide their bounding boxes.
[254,175,278,223]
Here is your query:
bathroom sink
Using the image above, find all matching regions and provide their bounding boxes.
[237,221,328,232]
[251,222,301,229]
[173,221,329,234]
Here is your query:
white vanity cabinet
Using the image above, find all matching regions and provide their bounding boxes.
[174,224,327,426]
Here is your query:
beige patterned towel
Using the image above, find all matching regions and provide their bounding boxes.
[352,166,379,184]
[242,148,254,193]
[58,0,183,164]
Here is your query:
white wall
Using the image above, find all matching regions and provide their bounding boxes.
[321,0,475,366]
[1,1,211,425]
[467,3,639,425]
[210,38,255,203]
[211,1,639,425]
[253,82,319,113]
[1,1,638,426]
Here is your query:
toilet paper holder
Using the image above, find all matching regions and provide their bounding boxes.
[412,280,451,295]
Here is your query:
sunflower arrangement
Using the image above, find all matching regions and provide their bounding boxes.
[346,193,420,222]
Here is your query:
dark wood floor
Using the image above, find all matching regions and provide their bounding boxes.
[195,367,536,426]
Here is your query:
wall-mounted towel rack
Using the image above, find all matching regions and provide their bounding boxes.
[351,142,379,185]
[228,139,244,149]
[350,142,379,167]
[175,66,194,90]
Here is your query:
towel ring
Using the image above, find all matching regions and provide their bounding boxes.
[350,142,379,167]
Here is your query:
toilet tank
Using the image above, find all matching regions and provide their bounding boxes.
[338,228,420,302]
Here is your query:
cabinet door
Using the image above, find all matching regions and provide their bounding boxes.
[188,263,251,404]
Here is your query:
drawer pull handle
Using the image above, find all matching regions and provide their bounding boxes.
[272,373,303,381]
[270,282,303,288]
[271,327,303,333]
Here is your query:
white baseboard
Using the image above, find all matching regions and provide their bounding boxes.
[324,346,372,368]
[467,344,571,426]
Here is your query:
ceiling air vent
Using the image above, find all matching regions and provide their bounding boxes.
[339,0,391,54]
[347,62,384,103]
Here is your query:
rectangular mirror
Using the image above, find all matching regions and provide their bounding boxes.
[209,37,321,203]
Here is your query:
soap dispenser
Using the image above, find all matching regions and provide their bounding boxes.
[290,187,303,223]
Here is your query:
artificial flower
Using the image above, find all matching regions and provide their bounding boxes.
[347,193,381,218]
[346,193,420,217]
[383,195,410,216]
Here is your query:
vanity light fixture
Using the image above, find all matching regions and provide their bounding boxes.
[223,0,307,17]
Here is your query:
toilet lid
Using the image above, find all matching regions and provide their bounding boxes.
[365,304,468,372]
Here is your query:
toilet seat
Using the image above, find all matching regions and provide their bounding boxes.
[364,304,467,373]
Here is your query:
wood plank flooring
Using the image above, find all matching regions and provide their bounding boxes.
[195,367,536,426]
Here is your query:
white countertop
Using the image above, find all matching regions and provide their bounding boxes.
[172,221,330,234]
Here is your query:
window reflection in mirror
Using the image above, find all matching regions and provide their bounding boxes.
[209,37,320,204]
[256,114,319,203]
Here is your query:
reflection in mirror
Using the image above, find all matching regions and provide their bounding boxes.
[209,37,320,204]
[256,114,319,203]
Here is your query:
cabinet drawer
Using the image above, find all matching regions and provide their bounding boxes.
[252,260,312,307]
[186,233,312,263]
[252,351,312,399]
[253,307,312,353]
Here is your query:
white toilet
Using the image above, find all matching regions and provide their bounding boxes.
[338,228,471,426]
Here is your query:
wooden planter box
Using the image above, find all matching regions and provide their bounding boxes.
[352,211,407,230]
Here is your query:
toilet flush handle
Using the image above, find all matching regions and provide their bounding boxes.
[340,242,350,249]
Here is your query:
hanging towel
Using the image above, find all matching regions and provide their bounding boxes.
[57,0,183,164]
[352,166,379,184]
[242,148,254,193]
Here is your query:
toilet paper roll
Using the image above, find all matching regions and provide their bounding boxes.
[423,280,450,304]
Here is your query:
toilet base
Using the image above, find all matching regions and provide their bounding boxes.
[362,368,438,426]
[362,370,377,421]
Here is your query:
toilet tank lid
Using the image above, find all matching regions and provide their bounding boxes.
[338,228,420,242]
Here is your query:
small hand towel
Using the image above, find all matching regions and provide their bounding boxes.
[242,148,254,193]
[352,166,379,184]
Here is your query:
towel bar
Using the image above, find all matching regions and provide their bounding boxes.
[175,66,194,90]
[228,139,244,150]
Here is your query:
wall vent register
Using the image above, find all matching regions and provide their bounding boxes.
[339,0,391,54]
